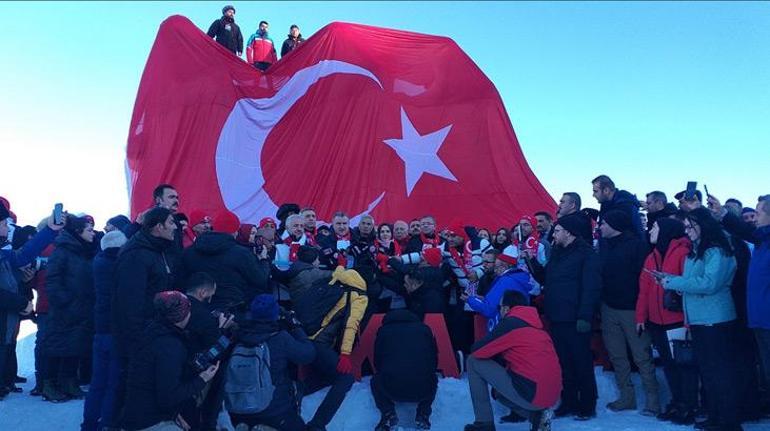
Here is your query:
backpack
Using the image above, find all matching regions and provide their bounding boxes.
[293,276,344,335]
[224,342,275,415]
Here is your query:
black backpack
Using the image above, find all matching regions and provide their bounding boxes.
[293,276,344,336]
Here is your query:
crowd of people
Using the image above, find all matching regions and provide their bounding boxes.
[206,5,305,71]
[0,173,768,431]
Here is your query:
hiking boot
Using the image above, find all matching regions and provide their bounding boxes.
[59,377,86,399]
[415,412,431,429]
[30,382,43,396]
[670,408,695,425]
[574,409,596,421]
[375,411,398,431]
[41,380,67,403]
[500,411,527,423]
[530,408,553,431]
[463,422,495,431]
[606,398,636,412]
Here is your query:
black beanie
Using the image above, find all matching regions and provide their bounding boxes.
[297,245,319,264]
[602,210,633,233]
[222,5,235,15]
[556,214,584,238]
[276,203,301,222]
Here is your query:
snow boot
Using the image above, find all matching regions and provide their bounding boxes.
[415,411,431,429]
[41,380,67,402]
[606,398,636,412]
[529,408,553,431]
[30,381,43,396]
[375,411,399,431]
[464,422,495,431]
[60,377,86,399]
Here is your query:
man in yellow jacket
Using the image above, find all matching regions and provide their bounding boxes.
[304,266,368,431]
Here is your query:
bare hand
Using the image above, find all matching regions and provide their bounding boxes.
[707,195,722,215]
[258,245,269,260]
[467,271,478,282]
[520,249,534,260]
[681,198,702,212]
[135,207,153,224]
[199,361,220,382]
[47,212,67,231]
[459,293,469,302]
[218,314,235,329]
[20,265,36,283]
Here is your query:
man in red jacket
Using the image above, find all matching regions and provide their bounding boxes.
[464,290,562,431]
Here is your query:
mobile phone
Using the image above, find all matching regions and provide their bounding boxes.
[53,203,64,225]
[685,181,697,200]
[703,184,710,198]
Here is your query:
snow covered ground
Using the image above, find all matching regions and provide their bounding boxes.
[2,324,770,431]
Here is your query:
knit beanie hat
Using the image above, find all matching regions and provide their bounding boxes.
[222,5,235,15]
[212,211,240,234]
[188,210,211,227]
[250,294,279,321]
[107,215,131,231]
[101,230,127,250]
[297,245,319,264]
[602,210,633,233]
[556,215,584,238]
[422,247,443,268]
[153,291,191,324]
[497,245,518,265]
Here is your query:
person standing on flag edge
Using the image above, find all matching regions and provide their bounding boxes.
[207,5,243,57]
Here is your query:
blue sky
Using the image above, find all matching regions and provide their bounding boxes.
[1,1,768,227]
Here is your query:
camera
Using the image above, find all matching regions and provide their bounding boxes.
[191,334,232,373]
[278,307,303,331]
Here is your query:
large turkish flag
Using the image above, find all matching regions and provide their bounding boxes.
[126,16,554,228]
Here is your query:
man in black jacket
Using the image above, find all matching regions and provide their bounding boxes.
[182,211,270,315]
[207,5,243,56]
[597,210,659,415]
[371,309,438,431]
[121,291,219,431]
[281,25,305,57]
[530,216,601,420]
[552,192,593,244]
[591,175,643,237]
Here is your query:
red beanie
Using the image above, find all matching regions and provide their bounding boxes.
[189,209,210,226]
[519,215,535,226]
[497,245,518,266]
[153,291,191,324]
[447,222,469,242]
[212,210,241,233]
[422,247,443,268]
[259,217,277,229]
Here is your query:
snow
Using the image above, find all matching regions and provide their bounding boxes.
[2,324,770,431]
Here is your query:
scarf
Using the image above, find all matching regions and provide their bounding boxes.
[420,232,441,249]
[282,234,307,262]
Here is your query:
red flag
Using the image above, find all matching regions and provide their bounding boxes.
[126,16,555,228]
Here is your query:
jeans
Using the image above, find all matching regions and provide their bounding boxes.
[549,321,597,415]
[467,356,539,423]
[370,373,437,417]
[755,328,770,392]
[81,334,122,431]
[34,313,49,384]
[303,342,354,429]
[691,321,740,428]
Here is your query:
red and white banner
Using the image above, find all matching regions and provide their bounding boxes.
[126,16,554,228]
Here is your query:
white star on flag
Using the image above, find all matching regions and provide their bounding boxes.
[384,107,458,196]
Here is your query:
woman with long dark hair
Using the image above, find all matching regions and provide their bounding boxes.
[492,228,510,251]
[636,218,697,424]
[44,216,96,402]
[660,208,740,430]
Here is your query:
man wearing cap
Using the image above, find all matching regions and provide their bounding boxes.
[120,291,220,431]
[182,211,270,314]
[207,5,243,56]
[529,216,601,420]
[598,210,659,415]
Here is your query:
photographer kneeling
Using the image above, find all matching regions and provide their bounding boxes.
[226,294,316,431]
[121,291,220,431]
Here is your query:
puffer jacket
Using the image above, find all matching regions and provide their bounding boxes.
[45,230,96,357]
[285,261,333,302]
[308,267,368,355]
[664,247,737,325]
[636,237,689,325]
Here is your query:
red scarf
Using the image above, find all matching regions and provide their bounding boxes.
[420,233,441,248]
[283,234,306,262]
[449,242,472,276]
[374,239,401,273]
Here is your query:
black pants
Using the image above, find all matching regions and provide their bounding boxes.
[733,322,761,419]
[46,356,78,381]
[691,321,740,428]
[549,321,597,415]
[370,373,437,417]
[303,342,354,429]
[647,322,699,411]
[444,305,473,354]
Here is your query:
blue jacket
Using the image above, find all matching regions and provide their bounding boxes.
[467,268,530,331]
[93,247,120,334]
[0,227,56,344]
[748,225,770,329]
[665,247,737,325]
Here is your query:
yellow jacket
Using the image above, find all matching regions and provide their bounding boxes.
[309,266,368,355]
